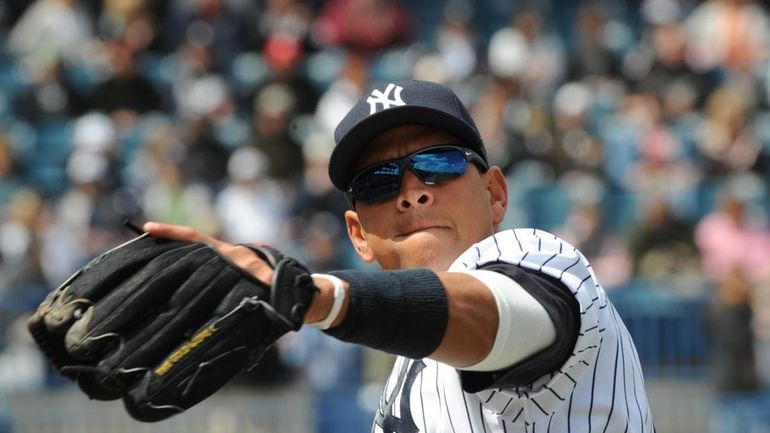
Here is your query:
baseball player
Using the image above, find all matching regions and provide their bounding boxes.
[140,79,655,432]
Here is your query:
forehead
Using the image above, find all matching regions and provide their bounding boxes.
[355,125,461,170]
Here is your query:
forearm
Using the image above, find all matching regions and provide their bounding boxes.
[430,272,498,367]
[309,269,557,371]
[307,271,497,367]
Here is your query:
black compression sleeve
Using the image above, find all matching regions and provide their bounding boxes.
[460,263,580,393]
[323,268,449,359]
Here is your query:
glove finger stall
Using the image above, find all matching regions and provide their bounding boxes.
[27,235,193,385]
[78,248,274,402]
[66,235,189,302]
[64,244,211,360]
[64,248,234,401]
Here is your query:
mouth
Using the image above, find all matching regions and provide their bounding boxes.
[395,225,449,239]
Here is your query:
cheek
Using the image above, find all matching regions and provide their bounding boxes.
[453,182,496,235]
[352,205,397,256]
[356,227,402,269]
[460,203,493,236]
[354,205,389,236]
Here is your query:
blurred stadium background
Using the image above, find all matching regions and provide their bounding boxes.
[1,0,770,432]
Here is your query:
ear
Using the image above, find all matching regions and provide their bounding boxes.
[344,210,376,263]
[485,167,508,226]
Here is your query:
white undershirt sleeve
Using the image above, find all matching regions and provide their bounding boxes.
[456,269,557,372]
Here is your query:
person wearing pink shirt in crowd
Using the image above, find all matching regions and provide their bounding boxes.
[696,189,770,395]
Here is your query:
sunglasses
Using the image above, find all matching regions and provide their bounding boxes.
[346,144,488,206]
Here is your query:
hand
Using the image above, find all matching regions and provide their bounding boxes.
[142,221,274,286]
[143,221,347,327]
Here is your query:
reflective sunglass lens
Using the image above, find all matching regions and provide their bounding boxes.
[352,162,401,203]
[411,149,468,185]
[349,146,478,205]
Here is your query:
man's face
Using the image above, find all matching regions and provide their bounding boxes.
[344,125,508,271]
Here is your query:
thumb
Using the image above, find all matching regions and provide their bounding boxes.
[142,221,225,248]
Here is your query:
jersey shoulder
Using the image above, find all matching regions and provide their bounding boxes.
[452,228,606,314]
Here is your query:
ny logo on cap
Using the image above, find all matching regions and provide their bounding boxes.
[366,83,405,114]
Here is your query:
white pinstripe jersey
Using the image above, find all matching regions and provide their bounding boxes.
[372,229,654,433]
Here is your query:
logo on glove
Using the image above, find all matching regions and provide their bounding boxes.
[155,324,218,376]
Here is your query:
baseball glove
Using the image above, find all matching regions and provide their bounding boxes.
[27,232,318,422]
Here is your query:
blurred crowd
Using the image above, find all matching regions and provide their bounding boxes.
[1,0,770,422]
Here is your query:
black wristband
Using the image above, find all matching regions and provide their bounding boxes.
[324,268,449,359]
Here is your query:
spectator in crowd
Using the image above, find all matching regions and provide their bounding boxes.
[12,60,87,125]
[552,81,605,173]
[249,82,306,182]
[258,0,314,44]
[627,197,701,296]
[89,38,164,119]
[488,7,566,103]
[169,36,229,120]
[215,146,289,246]
[122,115,181,194]
[567,1,623,79]
[683,0,770,76]
[754,269,770,388]
[0,133,23,209]
[253,0,320,116]
[705,264,760,394]
[433,3,477,84]
[314,52,370,138]
[0,188,48,302]
[313,0,413,55]
[140,139,219,235]
[95,0,153,43]
[554,172,633,290]
[159,35,238,187]
[0,316,46,393]
[625,91,702,218]
[696,184,770,292]
[159,0,256,72]
[468,77,524,172]
[6,0,93,73]
[630,19,715,109]
[696,81,764,176]
[259,34,321,116]
[696,186,770,393]
[39,112,130,286]
[177,115,232,187]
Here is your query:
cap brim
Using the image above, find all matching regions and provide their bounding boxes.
[329,105,485,190]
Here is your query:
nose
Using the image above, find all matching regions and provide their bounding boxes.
[396,170,434,211]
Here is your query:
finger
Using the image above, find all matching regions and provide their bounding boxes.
[141,223,272,282]
[143,222,224,248]
[219,245,274,284]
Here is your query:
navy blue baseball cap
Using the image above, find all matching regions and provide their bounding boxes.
[329,80,487,191]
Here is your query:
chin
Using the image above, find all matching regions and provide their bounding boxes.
[396,232,462,270]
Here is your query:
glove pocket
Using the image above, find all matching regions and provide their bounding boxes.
[123,297,278,422]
